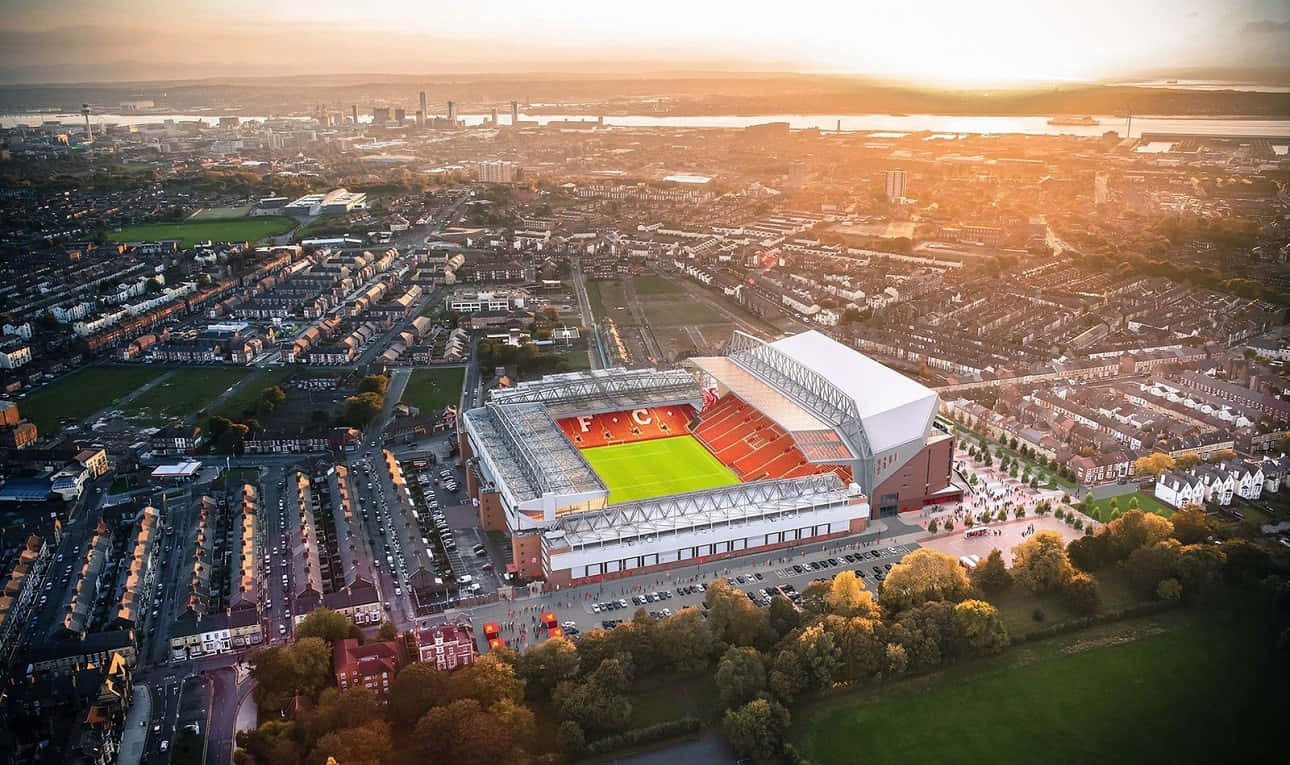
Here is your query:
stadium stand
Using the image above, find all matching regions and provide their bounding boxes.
[690,395,847,482]
[557,405,695,448]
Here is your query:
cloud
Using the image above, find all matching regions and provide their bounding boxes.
[1243,19,1290,35]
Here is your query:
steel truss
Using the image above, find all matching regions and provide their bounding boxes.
[556,473,849,546]
[725,330,876,489]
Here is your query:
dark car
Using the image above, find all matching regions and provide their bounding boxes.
[809,561,821,570]
[844,553,857,563]
[872,566,883,575]
[792,564,804,574]
[854,569,867,579]
[827,558,839,567]
[752,572,763,581]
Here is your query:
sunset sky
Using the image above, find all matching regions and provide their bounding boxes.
[2,0,1288,84]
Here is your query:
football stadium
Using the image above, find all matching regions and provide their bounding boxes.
[460,330,958,587]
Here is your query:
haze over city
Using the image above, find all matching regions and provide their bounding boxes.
[0,2,1288,765]
[2,0,1290,84]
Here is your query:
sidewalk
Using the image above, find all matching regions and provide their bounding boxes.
[118,683,152,765]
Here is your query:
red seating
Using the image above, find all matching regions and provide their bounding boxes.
[689,394,849,483]
[557,405,696,449]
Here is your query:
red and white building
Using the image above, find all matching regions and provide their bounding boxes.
[414,623,477,671]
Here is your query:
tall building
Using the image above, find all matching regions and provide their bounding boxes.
[419,90,427,116]
[490,108,499,125]
[372,106,391,124]
[81,104,93,143]
[477,160,516,183]
[1094,171,1110,205]
[510,100,519,125]
[393,107,406,122]
[788,160,806,188]
[885,169,908,202]
[446,100,457,124]
[415,110,425,127]
[351,105,358,125]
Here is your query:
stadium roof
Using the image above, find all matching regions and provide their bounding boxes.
[767,331,937,454]
[464,404,605,506]
[547,473,852,548]
[490,367,701,418]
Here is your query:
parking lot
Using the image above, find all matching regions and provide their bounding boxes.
[457,535,920,652]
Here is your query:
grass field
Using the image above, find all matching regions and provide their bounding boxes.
[632,274,682,296]
[18,366,166,434]
[188,205,251,220]
[123,368,252,423]
[1085,490,1175,521]
[793,611,1286,765]
[401,367,466,413]
[107,216,294,247]
[212,367,295,421]
[581,436,739,504]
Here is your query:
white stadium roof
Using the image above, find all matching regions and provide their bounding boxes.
[767,331,937,454]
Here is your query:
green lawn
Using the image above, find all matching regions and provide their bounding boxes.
[585,280,608,321]
[632,275,682,296]
[401,367,466,413]
[641,299,726,327]
[107,216,294,247]
[582,436,739,504]
[630,671,721,727]
[794,611,1286,765]
[1085,491,1175,521]
[212,367,295,421]
[18,366,166,434]
[123,368,252,423]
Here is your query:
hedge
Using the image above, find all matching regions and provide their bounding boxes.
[585,717,703,756]
[1011,599,1180,643]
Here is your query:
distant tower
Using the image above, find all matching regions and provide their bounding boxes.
[490,108,499,125]
[510,100,519,125]
[597,114,604,129]
[446,100,457,124]
[885,168,907,202]
[419,90,427,116]
[351,104,358,125]
[81,104,93,143]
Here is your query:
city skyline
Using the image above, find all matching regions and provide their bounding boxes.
[2,0,1289,84]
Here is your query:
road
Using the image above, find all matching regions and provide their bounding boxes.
[571,257,607,369]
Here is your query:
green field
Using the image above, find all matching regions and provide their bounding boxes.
[794,612,1285,765]
[632,275,683,296]
[401,367,466,413]
[581,436,739,504]
[123,367,252,423]
[107,216,294,247]
[212,367,296,420]
[18,366,166,434]
[188,205,252,220]
[1085,490,1175,521]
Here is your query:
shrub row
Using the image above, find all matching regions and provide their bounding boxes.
[585,717,703,756]
[1013,599,1180,643]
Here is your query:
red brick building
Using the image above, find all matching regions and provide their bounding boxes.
[414,623,477,671]
[333,638,405,697]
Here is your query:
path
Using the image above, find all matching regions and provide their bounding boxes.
[118,682,152,765]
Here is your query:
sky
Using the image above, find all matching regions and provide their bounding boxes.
[1,0,1288,84]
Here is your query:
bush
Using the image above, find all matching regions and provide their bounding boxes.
[1032,608,1046,622]
[1054,508,1065,520]
[927,518,939,533]
[1062,573,1100,615]
[585,718,702,756]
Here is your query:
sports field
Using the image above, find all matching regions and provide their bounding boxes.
[106,216,294,248]
[581,436,740,504]
[792,611,1286,764]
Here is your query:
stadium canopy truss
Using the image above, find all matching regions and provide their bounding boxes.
[549,473,853,548]
[489,367,702,418]
[692,330,877,489]
[464,403,605,506]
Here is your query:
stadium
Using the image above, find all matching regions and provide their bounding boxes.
[459,330,958,587]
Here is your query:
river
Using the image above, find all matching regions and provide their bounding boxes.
[4,110,1288,139]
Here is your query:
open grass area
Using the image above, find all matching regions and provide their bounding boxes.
[188,205,251,220]
[401,367,465,413]
[212,367,296,421]
[1085,491,1175,521]
[629,671,721,727]
[793,610,1286,765]
[632,274,683,296]
[107,216,294,247]
[123,367,251,423]
[582,436,740,504]
[987,567,1145,638]
[640,297,726,327]
[18,366,166,434]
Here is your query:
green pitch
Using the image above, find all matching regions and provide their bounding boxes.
[581,436,740,504]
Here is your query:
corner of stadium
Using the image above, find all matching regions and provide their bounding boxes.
[457,329,960,588]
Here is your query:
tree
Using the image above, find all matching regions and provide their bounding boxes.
[879,549,973,611]
[412,699,514,765]
[788,623,843,692]
[389,662,452,729]
[313,720,391,765]
[250,637,334,710]
[767,595,801,639]
[723,699,790,765]
[953,600,1009,655]
[1207,449,1237,463]
[456,653,525,708]
[715,646,767,709]
[1133,452,1176,478]
[1010,532,1074,593]
[1171,504,1212,545]
[1062,572,1100,614]
[928,518,940,533]
[516,636,580,699]
[1067,532,1113,572]
[1103,509,1174,562]
[970,549,1012,594]
[356,374,389,396]
[1125,539,1183,597]
[824,571,881,618]
[488,698,537,751]
[557,720,586,758]
[653,608,715,673]
[1174,452,1202,469]
[704,580,774,648]
[344,391,384,428]
[295,608,361,644]
[768,645,809,702]
[552,675,631,736]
